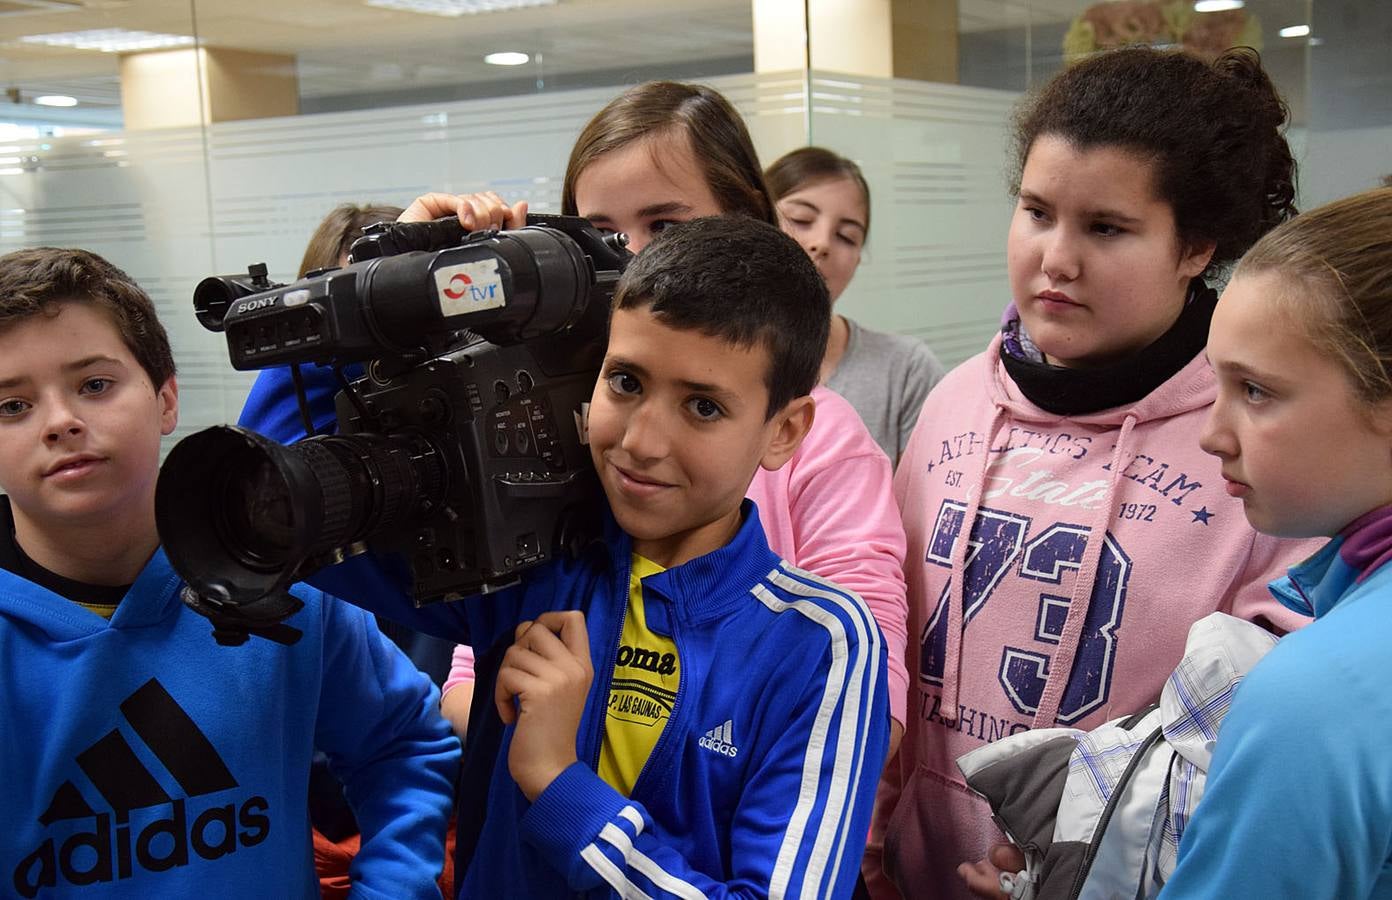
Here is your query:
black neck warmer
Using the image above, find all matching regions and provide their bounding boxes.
[1000,279,1217,416]
[0,496,129,607]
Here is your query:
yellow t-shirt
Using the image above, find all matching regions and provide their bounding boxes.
[75,600,118,620]
[597,554,680,796]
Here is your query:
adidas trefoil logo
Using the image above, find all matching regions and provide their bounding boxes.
[12,678,270,898]
[698,719,739,758]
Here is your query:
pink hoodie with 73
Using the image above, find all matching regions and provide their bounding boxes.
[875,336,1316,898]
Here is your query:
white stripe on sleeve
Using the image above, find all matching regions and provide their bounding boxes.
[751,565,880,898]
[618,804,646,836]
[770,564,882,895]
[596,823,709,900]
[581,844,655,899]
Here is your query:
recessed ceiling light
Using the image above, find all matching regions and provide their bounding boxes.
[484,51,530,66]
[19,29,195,53]
[365,0,556,17]
[1193,0,1243,11]
[1279,24,1311,38]
[34,95,78,107]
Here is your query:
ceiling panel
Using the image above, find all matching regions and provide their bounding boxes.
[0,0,1317,121]
[0,0,754,113]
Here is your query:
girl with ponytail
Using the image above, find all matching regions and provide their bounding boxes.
[1168,186,1392,898]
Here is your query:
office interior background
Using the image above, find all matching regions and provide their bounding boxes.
[0,0,1386,450]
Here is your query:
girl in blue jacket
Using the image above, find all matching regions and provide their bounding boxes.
[1164,187,1392,897]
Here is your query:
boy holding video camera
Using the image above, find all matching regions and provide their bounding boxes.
[244,216,890,898]
[0,247,458,898]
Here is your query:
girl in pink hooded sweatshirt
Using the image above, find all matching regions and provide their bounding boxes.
[871,48,1321,899]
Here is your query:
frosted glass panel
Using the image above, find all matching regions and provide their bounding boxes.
[806,72,1018,367]
[15,55,1386,443]
[0,127,234,449]
[0,72,813,452]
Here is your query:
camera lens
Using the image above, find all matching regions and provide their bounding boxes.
[157,425,447,608]
[218,454,297,571]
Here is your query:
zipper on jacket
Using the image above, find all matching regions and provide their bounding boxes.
[586,553,632,771]
[628,602,685,800]
[1065,723,1165,900]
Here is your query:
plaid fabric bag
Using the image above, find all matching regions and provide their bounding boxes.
[956,613,1277,900]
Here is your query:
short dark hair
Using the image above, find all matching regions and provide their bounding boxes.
[0,247,174,387]
[299,202,405,278]
[1014,46,1297,272]
[562,81,775,226]
[613,216,828,420]
[765,146,872,237]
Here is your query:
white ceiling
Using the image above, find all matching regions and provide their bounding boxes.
[0,0,757,111]
[0,0,1317,119]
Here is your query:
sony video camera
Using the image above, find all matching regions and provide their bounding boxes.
[156,214,629,644]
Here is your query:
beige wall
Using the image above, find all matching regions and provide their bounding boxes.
[753,0,956,82]
[754,0,892,77]
[892,0,958,83]
[120,47,297,130]
[119,49,204,131]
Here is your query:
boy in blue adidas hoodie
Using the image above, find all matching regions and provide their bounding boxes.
[0,248,458,898]
[241,215,891,898]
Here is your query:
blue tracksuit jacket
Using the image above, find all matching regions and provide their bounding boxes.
[242,362,890,897]
[306,502,889,898]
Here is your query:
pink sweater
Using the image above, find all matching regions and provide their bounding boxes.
[874,338,1318,898]
[445,384,911,723]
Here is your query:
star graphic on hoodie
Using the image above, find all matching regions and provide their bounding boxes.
[1191,506,1214,525]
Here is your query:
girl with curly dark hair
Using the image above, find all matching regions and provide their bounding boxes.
[874,47,1320,900]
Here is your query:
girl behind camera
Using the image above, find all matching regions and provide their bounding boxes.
[412,81,914,765]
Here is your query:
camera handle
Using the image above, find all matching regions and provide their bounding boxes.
[350,217,469,260]
[180,586,305,647]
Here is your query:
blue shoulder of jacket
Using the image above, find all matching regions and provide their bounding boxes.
[748,562,882,654]
[286,579,377,629]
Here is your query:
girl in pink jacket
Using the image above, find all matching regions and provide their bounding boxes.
[873,48,1320,899]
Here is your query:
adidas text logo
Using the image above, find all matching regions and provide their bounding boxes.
[13,678,270,898]
[698,719,739,758]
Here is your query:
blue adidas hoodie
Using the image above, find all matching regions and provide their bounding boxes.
[0,518,460,899]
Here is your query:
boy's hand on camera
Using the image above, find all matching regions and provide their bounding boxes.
[400,191,528,231]
[495,610,593,801]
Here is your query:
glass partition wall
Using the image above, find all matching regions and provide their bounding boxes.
[0,0,770,443]
[0,0,1386,446]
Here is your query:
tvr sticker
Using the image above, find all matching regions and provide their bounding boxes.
[435,259,505,316]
